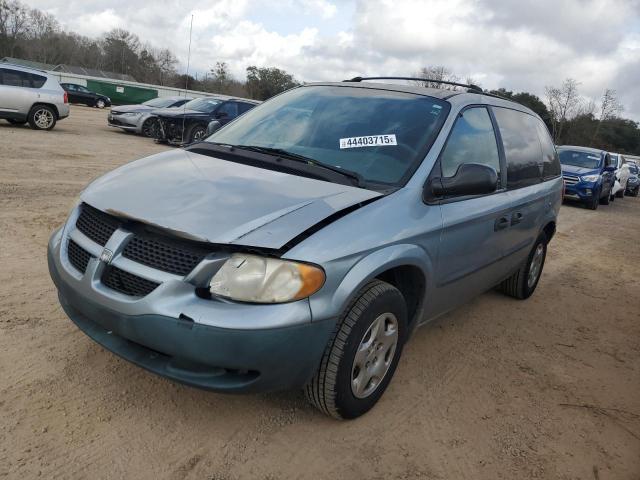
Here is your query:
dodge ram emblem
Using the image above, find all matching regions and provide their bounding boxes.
[100,248,114,264]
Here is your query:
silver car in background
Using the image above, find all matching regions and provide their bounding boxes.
[108,96,192,137]
[0,63,69,130]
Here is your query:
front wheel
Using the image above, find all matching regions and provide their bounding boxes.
[187,124,207,143]
[141,118,158,137]
[95,99,106,109]
[587,191,599,210]
[498,233,547,300]
[601,189,611,205]
[305,280,407,419]
[28,105,56,130]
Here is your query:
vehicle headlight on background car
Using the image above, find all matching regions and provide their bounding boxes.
[209,254,325,303]
[580,174,600,182]
[122,112,141,117]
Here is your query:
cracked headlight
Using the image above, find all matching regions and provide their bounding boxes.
[209,254,325,303]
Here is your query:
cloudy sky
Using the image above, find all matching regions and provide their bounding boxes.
[25,0,640,120]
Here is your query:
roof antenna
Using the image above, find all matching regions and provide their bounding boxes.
[181,14,194,145]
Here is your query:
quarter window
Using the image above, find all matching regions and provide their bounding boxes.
[493,107,543,189]
[440,107,501,182]
[534,120,561,179]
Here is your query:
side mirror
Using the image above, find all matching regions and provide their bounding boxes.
[427,163,498,199]
[206,120,222,136]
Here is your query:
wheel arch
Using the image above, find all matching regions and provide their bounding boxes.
[314,244,434,330]
[30,102,60,119]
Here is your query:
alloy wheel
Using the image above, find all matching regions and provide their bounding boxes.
[351,313,399,398]
[34,109,54,129]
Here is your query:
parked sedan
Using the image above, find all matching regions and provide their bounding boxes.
[60,83,111,108]
[108,96,192,137]
[153,96,260,145]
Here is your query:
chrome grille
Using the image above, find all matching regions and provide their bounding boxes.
[563,174,579,186]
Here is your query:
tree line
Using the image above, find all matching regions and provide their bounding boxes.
[0,0,299,99]
[1,1,638,154]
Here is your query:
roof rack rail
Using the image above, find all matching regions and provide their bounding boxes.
[345,76,483,92]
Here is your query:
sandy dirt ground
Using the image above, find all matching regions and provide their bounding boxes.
[0,106,639,480]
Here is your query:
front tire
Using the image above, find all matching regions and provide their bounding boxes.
[615,188,624,198]
[587,192,599,210]
[498,233,547,300]
[305,280,407,419]
[141,118,158,138]
[95,99,106,109]
[601,189,611,205]
[28,105,56,130]
[187,124,207,143]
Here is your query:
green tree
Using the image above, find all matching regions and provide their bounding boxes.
[245,66,299,100]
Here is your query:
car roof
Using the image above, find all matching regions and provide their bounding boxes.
[304,81,538,117]
[0,62,49,75]
[556,145,606,155]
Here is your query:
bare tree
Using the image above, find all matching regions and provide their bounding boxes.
[591,89,623,145]
[545,78,581,142]
[0,0,30,57]
[413,65,461,90]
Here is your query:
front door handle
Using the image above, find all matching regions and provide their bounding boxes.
[494,216,510,231]
[511,212,523,225]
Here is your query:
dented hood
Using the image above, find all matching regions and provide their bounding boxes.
[81,150,381,249]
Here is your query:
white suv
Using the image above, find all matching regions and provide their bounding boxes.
[0,63,70,130]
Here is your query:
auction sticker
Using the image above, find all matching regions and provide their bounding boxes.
[339,134,397,149]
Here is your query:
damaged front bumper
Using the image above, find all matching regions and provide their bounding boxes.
[47,226,336,393]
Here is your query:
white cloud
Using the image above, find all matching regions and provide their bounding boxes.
[21,0,640,120]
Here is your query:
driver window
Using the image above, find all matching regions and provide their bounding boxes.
[440,107,501,185]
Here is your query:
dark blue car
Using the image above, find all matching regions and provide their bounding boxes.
[558,146,616,210]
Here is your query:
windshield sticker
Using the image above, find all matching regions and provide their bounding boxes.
[339,134,397,149]
[587,155,599,160]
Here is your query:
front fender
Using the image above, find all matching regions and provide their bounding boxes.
[309,243,435,326]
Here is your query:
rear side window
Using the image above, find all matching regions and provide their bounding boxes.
[238,102,255,114]
[218,102,239,118]
[493,107,542,189]
[439,107,501,183]
[0,68,30,87]
[534,120,561,179]
[0,69,46,88]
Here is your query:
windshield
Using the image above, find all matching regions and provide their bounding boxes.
[207,85,450,186]
[143,98,177,108]
[559,150,602,169]
[183,97,222,113]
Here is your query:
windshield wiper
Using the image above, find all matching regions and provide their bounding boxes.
[232,145,364,187]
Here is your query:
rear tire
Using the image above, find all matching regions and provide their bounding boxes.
[615,188,624,198]
[498,233,548,300]
[28,105,56,130]
[305,280,407,419]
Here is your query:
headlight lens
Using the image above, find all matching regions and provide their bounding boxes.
[581,174,600,182]
[209,254,325,303]
[122,112,141,117]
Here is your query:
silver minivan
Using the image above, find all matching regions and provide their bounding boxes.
[48,78,562,419]
[0,63,69,130]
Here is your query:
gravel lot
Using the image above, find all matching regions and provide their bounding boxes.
[1,105,639,479]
